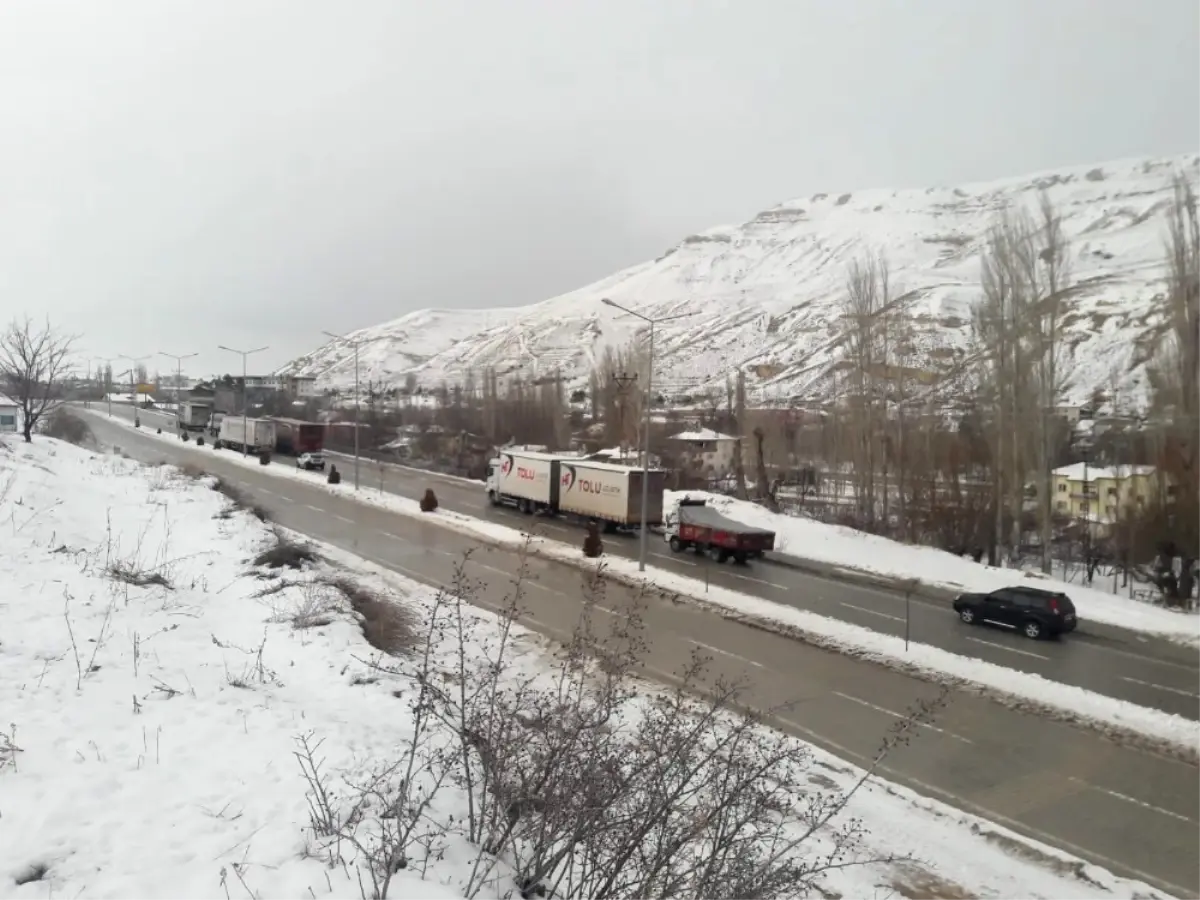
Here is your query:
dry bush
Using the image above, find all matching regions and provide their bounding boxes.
[0,725,22,772]
[43,408,93,446]
[253,528,319,570]
[210,477,270,522]
[419,488,438,512]
[297,550,940,899]
[107,560,172,589]
[323,575,418,656]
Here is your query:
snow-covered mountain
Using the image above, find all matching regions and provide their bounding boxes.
[280,154,1199,407]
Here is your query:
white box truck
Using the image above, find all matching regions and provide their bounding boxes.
[215,417,276,454]
[486,450,561,513]
[176,400,212,440]
[557,460,667,527]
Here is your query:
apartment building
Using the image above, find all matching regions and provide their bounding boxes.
[1051,463,1162,524]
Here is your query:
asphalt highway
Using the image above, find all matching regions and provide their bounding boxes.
[101,403,1200,720]
[82,406,1200,895]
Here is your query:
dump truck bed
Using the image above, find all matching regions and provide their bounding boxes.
[677,503,775,536]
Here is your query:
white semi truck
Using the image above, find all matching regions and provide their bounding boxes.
[215,417,276,454]
[486,450,667,529]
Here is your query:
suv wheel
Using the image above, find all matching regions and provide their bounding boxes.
[1022,620,1042,640]
[958,608,975,624]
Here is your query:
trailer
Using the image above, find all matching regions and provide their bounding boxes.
[206,412,225,439]
[271,417,326,469]
[664,497,776,564]
[486,450,561,513]
[485,453,668,530]
[557,460,667,528]
[176,400,212,439]
[215,417,276,454]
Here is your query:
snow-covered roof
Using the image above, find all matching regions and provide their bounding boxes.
[670,428,740,442]
[1053,463,1156,480]
[0,394,18,408]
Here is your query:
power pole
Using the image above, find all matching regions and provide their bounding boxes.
[610,371,637,460]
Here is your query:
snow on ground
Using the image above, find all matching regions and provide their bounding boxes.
[88,413,1200,759]
[661,490,1200,647]
[1,438,1171,900]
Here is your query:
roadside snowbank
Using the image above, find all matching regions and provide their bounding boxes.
[89,416,1200,760]
[0,437,1167,899]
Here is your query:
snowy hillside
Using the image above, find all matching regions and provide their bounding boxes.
[281,154,1199,406]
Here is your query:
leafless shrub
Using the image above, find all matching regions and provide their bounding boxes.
[253,528,318,570]
[218,632,280,689]
[323,575,418,656]
[298,545,938,899]
[264,580,340,630]
[210,477,270,522]
[43,407,94,446]
[419,488,438,512]
[107,560,173,589]
[0,724,22,772]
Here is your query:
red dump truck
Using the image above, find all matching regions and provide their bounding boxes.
[664,497,776,564]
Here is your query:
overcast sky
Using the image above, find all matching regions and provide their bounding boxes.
[1,0,1196,379]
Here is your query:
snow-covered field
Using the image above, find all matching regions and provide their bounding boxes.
[87,412,1200,761]
[664,490,1200,646]
[2,436,1172,900]
[280,154,1199,408]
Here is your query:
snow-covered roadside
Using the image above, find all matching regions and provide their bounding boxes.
[662,489,1200,647]
[0,436,1174,900]
[93,416,1200,761]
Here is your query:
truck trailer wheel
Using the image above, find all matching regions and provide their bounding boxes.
[716,549,730,564]
[488,491,500,507]
[668,536,685,553]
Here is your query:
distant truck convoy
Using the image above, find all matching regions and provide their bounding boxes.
[270,417,326,469]
[176,400,213,439]
[485,450,667,529]
[664,497,776,565]
[214,417,276,454]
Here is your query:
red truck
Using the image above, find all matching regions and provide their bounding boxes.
[270,417,326,470]
[664,497,776,564]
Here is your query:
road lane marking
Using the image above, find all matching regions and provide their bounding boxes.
[840,602,904,623]
[1069,777,1196,824]
[832,691,973,745]
[964,636,1049,660]
[1120,676,1200,699]
[688,639,763,669]
[594,605,629,619]
[651,551,697,567]
[304,504,323,513]
[332,514,353,524]
[724,571,780,588]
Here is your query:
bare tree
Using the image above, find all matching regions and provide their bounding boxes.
[0,316,75,442]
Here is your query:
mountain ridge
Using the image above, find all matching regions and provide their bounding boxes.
[280,153,1199,408]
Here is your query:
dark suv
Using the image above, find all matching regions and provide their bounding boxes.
[952,586,1078,640]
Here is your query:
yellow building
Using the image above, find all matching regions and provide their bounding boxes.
[1051,463,1161,525]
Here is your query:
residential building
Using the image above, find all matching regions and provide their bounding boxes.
[241,375,319,398]
[0,395,19,433]
[1051,463,1161,525]
[669,428,741,478]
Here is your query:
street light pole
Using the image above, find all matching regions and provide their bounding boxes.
[600,298,691,572]
[323,330,362,490]
[119,354,152,425]
[159,351,197,410]
[218,345,269,457]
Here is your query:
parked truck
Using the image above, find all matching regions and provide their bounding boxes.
[485,451,667,529]
[176,400,212,440]
[664,497,776,564]
[271,417,326,469]
[214,417,276,454]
